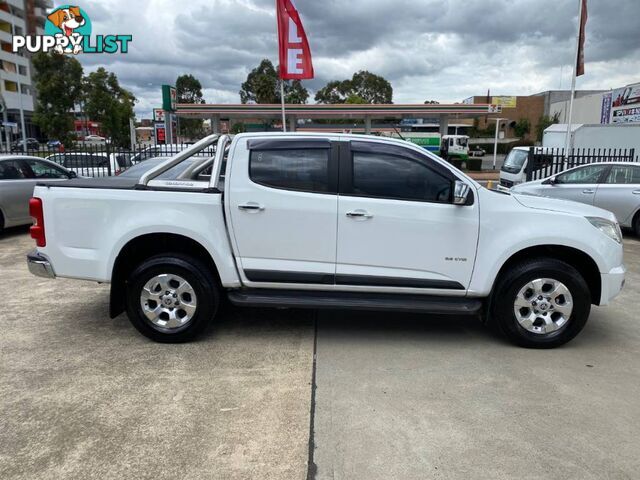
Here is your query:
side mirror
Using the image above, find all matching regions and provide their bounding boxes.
[453,180,471,205]
[68,171,77,179]
[542,176,556,185]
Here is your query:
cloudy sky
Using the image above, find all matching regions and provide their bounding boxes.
[69,0,640,119]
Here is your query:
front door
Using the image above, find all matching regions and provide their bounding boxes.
[227,138,339,286]
[335,140,479,293]
[543,164,611,205]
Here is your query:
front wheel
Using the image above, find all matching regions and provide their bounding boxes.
[490,258,591,348]
[125,254,219,343]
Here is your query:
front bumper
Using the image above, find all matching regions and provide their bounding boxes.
[600,265,626,306]
[27,250,56,279]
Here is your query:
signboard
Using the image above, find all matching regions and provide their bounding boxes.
[154,124,166,144]
[610,83,640,124]
[153,108,165,123]
[488,104,502,113]
[600,92,612,124]
[162,85,177,112]
[491,96,517,108]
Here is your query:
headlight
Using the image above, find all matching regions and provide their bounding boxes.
[586,217,622,244]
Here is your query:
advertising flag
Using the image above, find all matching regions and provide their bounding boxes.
[576,0,588,76]
[276,0,314,80]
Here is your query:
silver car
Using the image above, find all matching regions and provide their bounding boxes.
[512,162,640,235]
[0,156,74,232]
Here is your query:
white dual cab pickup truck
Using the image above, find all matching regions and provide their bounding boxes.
[27,133,626,348]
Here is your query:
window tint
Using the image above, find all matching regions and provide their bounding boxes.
[250,149,330,193]
[21,159,68,179]
[352,152,452,202]
[605,165,640,184]
[0,160,25,180]
[556,165,607,184]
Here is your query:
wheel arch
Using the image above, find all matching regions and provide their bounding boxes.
[492,245,602,306]
[109,232,222,318]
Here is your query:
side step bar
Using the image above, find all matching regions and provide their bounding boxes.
[227,289,483,315]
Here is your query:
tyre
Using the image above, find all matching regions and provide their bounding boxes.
[490,258,591,348]
[634,213,640,238]
[125,254,219,343]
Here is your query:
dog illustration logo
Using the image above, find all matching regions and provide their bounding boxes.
[45,5,91,54]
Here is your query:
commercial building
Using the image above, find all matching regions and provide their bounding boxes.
[0,0,51,142]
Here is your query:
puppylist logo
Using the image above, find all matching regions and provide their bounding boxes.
[12,5,132,55]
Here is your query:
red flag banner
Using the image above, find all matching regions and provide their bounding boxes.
[576,0,588,76]
[276,0,314,80]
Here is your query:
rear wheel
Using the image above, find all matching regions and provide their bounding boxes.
[125,254,219,343]
[490,258,591,348]
[634,212,640,237]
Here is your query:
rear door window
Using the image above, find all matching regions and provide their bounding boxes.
[604,165,640,184]
[249,148,331,193]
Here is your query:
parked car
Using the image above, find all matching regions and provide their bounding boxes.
[469,147,486,157]
[0,155,74,232]
[82,135,107,144]
[11,138,40,152]
[46,152,132,177]
[27,133,625,348]
[46,139,62,148]
[511,162,640,236]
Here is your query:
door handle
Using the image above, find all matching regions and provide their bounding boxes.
[582,189,595,194]
[346,210,373,219]
[238,203,265,211]
[632,190,640,195]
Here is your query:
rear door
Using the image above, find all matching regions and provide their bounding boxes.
[542,164,610,204]
[594,164,640,227]
[227,137,339,287]
[335,140,479,293]
[0,159,31,225]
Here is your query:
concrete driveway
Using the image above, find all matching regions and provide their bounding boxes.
[1,228,639,480]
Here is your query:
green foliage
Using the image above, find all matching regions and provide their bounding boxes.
[176,74,205,140]
[315,71,393,104]
[239,59,309,104]
[230,122,246,134]
[424,100,440,104]
[535,112,561,142]
[513,118,531,139]
[83,67,136,147]
[31,52,83,145]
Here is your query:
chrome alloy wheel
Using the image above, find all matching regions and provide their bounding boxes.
[140,274,198,330]
[513,278,573,335]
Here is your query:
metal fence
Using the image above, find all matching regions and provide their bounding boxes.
[525,147,637,182]
[0,142,215,178]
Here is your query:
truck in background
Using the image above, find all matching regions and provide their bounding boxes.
[543,124,640,156]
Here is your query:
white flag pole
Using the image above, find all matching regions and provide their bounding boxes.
[564,0,584,164]
[280,80,287,132]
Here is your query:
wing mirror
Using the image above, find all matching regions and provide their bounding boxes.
[453,180,471,205]
[68,171,77,179]
[542,176,556,185]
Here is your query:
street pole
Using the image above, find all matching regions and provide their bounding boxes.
[491,117,505,170]
[280,80,286,133]
[17,80,26,153]
[0,94,8,152]
[564,0,584,165]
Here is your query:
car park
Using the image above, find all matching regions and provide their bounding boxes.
[27,133,625,348]
[511,162,640,236]
[46,152,132,177]
[0,155,74,232]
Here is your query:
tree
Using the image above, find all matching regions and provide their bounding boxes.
[535,112,561,142]
[513,118,531,139]
[424,100,440,104]
[176,74,205,140]
[32,52,83,144]
[83,67,136,147]
[239,59,309,104]
[315,71,393,104]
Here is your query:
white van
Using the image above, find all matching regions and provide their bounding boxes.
[498,147,555,191]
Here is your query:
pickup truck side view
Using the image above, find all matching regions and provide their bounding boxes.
[27,133,626,348]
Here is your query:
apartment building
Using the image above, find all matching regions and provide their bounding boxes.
[0,0,52,141]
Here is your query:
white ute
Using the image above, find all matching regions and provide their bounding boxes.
[27,133,626,348]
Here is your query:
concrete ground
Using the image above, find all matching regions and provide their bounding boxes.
[1,228,639,480]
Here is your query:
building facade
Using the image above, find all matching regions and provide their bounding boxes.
[0,0,51,142]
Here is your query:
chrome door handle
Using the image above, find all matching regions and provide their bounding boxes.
[632,190,640,195]
[346,210,373,219]
[238,203,265,211]
[582,189,595,194]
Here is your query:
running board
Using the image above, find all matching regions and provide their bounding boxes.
[227,289,483,315]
